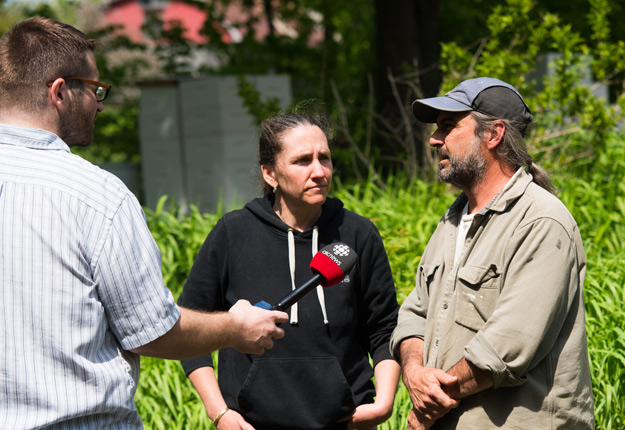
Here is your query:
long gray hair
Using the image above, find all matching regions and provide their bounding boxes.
[471,111,554,193]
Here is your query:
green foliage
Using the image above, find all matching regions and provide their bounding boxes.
[145,196,221,295]
[315,0,625,183]
[142,14,195,77]
[7,0,625,181]
[438,0,625,174]
[236,75,284,126]
[538,133,625,430]
[584,256,625,430]
[0,1,27,33]
[133,197,222,428]
[190,0,375,101]
[135,357,212,429]
[332,177,455,303]
[72,100,141,164]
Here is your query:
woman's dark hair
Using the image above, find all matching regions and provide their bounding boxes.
[258,113,329,194]
[471,111,555,194]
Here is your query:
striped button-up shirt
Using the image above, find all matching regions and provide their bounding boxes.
[0,124,180,429]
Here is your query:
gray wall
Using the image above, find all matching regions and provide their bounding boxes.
[138,75,291,213]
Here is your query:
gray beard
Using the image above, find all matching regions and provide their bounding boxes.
[438,139,487,190]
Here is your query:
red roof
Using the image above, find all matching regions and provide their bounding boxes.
[102,0,322,46]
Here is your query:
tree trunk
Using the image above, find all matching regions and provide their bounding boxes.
[374,0,440,175]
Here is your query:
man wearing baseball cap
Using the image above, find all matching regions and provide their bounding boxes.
[390,77,594,429]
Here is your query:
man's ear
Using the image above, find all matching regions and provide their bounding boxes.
[48,78,70,111]
[486,120,506,150]
[261,164,277,188]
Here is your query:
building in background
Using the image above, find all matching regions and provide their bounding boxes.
[138,75,292,213]
[100,0,305,45]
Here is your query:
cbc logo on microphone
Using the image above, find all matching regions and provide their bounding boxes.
[333,243,350,256]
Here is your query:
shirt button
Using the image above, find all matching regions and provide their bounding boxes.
[435,340,439,346]
[443,303,448,310]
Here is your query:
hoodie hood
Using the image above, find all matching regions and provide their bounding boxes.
[244,193,345,236]
[244,194,345,324]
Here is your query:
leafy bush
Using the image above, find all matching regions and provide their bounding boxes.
[438,0,625,170]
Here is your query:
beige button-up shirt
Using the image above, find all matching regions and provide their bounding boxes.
[391,169,594,429]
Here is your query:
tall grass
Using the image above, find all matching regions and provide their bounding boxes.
[146,197,220,296]
[139,135,625,429]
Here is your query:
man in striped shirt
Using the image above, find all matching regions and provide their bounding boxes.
[0,17,288,429]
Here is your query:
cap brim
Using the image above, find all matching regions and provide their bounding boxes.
[412,97,473,123]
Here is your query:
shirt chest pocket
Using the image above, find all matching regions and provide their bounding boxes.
[420,263,442,294]
[454,264,500,332]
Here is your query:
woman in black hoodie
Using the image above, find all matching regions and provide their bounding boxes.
[178,113,400,430]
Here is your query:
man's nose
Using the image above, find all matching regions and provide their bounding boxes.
[429,128,444,147]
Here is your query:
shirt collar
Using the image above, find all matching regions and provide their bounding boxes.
[445,168,532,220]
[0,123,71,153]
[483,168,531,214]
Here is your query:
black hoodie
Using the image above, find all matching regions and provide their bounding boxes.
[178,195,399,430]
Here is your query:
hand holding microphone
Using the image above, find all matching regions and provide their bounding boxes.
[228,300,288,354]
[255,242,358,311]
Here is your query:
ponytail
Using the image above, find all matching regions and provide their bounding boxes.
[472,111,555,194]
[527,160,555,194]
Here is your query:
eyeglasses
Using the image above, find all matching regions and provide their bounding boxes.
[47,77,112,102]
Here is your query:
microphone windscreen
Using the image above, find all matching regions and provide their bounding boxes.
[310,242,358,286]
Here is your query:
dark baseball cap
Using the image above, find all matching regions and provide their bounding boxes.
[412,77,533,127]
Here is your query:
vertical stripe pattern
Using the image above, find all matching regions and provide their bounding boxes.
[0,124,180,429]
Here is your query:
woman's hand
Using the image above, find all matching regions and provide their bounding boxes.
[342,358,400,429]
[215,408,256,430]
[345,400,393,429]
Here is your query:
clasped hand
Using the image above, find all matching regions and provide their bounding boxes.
[403,362,460,429]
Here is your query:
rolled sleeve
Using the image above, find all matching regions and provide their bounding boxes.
[465,331,526,387]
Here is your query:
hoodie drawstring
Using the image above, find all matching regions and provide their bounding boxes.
[287,226,329,325]
[313,227,329,324]
[287,229,298,325]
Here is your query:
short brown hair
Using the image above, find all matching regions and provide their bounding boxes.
[0,17,96,112]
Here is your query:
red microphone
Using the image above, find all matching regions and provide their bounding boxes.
[255,242,358,311]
